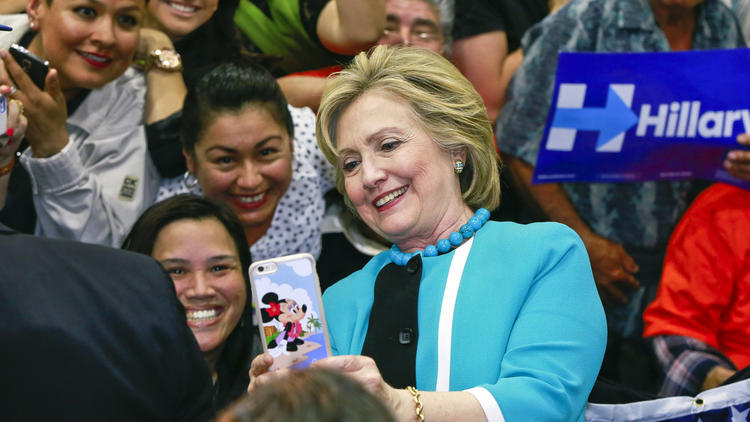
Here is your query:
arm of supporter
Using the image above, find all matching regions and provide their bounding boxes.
[0,0,25,14]
[137,28,186,124]
[496,9,638,305]
[508,157,639,305]
[18,71,156,246]
[277,75,326,112]
[450,31,508,122]
[316,0,386,55]
[651,335,736,396]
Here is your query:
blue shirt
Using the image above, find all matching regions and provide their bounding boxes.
[497,0,745,248]
[324,221,606,422]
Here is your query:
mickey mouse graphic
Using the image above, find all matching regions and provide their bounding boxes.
[260,292,307,352]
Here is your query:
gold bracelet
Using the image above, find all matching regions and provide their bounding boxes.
[406,386,425,422]
[0,158,14,177]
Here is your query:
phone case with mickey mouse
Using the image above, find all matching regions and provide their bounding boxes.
[249,253,332,370]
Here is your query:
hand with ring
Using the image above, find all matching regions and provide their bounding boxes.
[0,49,68,158]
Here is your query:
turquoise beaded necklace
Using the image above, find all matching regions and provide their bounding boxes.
[389,208,490,266]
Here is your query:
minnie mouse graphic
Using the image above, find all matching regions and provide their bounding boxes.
[260,292,307,352]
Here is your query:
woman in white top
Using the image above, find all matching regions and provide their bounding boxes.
[156,60,335,261]
[0,0,157,246]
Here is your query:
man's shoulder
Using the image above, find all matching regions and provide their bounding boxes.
[0,233,167,286]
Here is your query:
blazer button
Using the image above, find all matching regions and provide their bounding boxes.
[406,260,419,274]
[399,328,415,345]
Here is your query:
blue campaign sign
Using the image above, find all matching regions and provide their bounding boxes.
[533,49,750,190]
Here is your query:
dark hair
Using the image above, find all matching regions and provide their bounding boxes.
[122,194,255,411]
[218,368,396,422]
[174,0,242,88]
[180,60,294,154]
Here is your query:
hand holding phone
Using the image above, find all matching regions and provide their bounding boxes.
[249,253,332,371]
[8,44,49,90]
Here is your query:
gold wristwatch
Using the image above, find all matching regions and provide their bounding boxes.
[146,49,183,72]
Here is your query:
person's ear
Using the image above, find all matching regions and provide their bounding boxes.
[183,149,196,174]
[451,147,468,164]
[27,0,45,30]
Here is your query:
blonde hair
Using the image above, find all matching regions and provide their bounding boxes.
[316,45,501,212]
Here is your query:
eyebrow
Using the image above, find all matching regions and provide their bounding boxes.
[386,14,402,24]
[159,258,190,266]
[336,127,406,155]
[253,136,285,150]
[205,145,237,154]
[206,255,239,264]
[159,255,238,266]
[85,0,139,11]
[203,136,284,154]
[412,18,440,32]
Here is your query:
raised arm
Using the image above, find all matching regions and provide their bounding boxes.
[137,28,186,124]
[316,0,386,55]
[451,31,508,122]
[0,0,25,14]
[1,53,157,246]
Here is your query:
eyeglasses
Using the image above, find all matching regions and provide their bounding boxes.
[382,25,443,45]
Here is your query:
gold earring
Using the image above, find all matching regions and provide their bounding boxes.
[454,160,464,174]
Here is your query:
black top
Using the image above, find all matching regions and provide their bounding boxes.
[0,224,214,421]
[452,0,549,52]
[361,255,423,388]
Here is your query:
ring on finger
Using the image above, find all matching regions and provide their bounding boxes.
[9,98,23,115]
[7,85,17,96]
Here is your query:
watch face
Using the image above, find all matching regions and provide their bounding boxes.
[153,49,182,71]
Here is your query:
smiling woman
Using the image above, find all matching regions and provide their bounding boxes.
[156,60,336,262]
[0,0,159,246]
[122,194,258,412]
[256,45,607,422]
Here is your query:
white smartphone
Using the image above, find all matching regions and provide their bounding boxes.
[249,253,332,370]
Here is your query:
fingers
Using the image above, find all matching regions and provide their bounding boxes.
[247,367,292,392]
[724,137,750,180]
[618,247,639,275]
[0,49,36,95]
[598,277,630,305]
[311,355,387,396]
[44,68,64,103]
[311,354,374,372]
[724,150,750,181]
[249,352,274,379]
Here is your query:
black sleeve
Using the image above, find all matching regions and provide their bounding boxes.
[453,0,549,52]
[452,0,506,41]
[300,0,330,45]
[146,111,187,178]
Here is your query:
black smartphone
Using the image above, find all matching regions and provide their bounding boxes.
[8,44,49,90]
